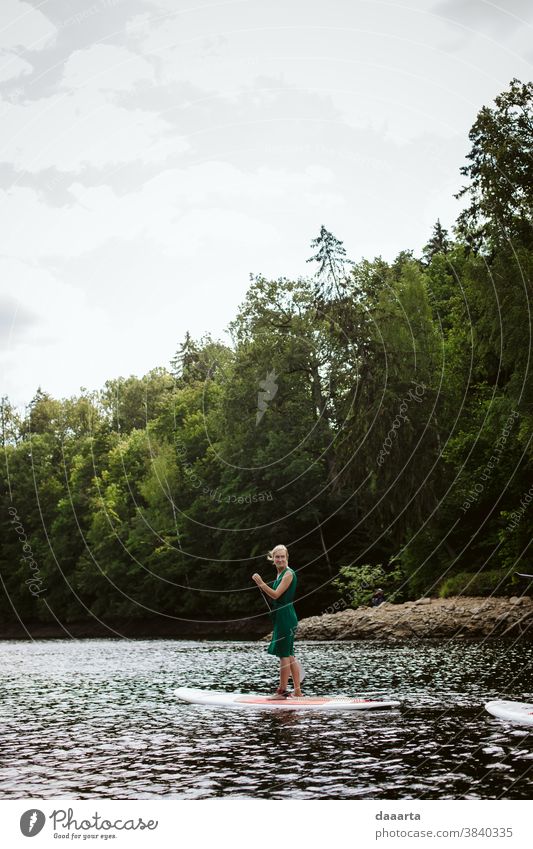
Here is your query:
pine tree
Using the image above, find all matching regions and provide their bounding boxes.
[423,219,450,263]
[170,332,201,383]
[455,78,533,250]
[306,225,352,300]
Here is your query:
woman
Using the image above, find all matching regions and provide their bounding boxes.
[252,544,302,699]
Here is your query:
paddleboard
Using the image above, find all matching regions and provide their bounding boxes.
[175,687,400,711]
[485,700,533,726]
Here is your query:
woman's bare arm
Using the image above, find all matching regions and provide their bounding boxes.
[252,570,293,599]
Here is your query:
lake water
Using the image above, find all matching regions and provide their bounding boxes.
[1,638,533,799]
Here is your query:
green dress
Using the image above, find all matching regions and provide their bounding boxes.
[267,568,298,658]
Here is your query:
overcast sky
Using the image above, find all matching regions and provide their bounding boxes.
[0,0,531,408]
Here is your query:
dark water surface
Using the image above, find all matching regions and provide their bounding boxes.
[1,638,533,799]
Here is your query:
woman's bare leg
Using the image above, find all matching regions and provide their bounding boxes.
[279,657,291,691]
[267,657,292,699]
[289,656,302,696]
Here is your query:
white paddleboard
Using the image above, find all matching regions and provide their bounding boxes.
[485,700,533,726]
[175,687,400,711]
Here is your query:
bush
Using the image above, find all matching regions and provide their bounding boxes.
[438,570,515,598]
[332,561,405,608]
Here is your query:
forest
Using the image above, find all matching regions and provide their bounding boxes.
[1,79,532,634]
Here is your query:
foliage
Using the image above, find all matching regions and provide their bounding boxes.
[0,80,532,630]
[332,560,406,608]
[438,570,516,598]
[306,225,353,300]
[423,220,450,264]
[456,78,533,250]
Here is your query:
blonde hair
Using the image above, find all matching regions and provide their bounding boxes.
[267,544,289,563]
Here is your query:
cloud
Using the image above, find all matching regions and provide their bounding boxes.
[0,128,466,406]
[0,162,334,259]
[0,51,32,82]
[0,0,527,407]
[0,0,55,89]
[0,43,185,173]
[433,0,533,36]
[0,256,109,404]
[61,43,155,92]
[0,291,37,349]
[0,159,339,404]
[0,89,186,173]
[0,0,56,51]
[0,257,90,331]
[131,0,493,144]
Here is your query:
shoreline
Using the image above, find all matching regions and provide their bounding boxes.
[1,596,533,641]
[295,596,533,641]
[0,616,270,641]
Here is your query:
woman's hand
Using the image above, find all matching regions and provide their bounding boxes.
[252,570,292,600]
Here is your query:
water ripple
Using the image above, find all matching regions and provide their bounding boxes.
[1,639,532,798]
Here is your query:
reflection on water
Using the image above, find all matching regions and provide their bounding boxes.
[1,639,533,799]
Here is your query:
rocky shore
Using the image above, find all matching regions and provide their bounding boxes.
[295,596,533,641]
[3,597,533,641]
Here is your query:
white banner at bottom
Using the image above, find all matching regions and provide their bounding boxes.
[0,799,530,849]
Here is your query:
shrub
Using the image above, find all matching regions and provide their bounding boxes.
[438,570,515,598]
[332,561,405,608]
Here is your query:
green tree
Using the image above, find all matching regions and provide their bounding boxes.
[423,219,451,264]
[456,78,533,249]
[306,225,353,300]
[100,369,174,433]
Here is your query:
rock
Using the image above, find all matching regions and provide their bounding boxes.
[293,596,533,642]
